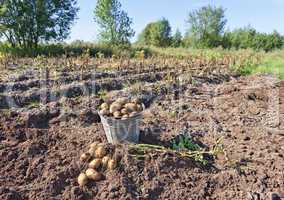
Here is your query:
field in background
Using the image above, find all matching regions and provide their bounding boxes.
[142,47,284,79]
[0,44,283,81]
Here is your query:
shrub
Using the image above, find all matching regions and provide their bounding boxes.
[137,18,172,47]
[222,28,284,51]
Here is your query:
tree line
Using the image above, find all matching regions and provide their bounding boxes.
[0,0,283,52]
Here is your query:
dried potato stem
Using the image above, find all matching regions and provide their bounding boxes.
[128,138,223,160]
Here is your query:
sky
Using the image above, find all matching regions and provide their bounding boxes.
[68,0,284,42]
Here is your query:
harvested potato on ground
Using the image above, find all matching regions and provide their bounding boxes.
[102,156,110,167]
[90,142,100,149]
[80,152,91,162]
[100,102,109,110]
[107,159,117,170]
[86,168,102,181]
[89,159,101,169]
[109,102,122,114]
[95,146,107,158]
[124,103,137,112]
[78,173,88,186]
[88,147,97,157]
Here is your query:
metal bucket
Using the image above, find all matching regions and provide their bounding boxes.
[99,112,142,144]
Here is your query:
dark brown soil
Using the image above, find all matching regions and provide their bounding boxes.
[0,70,283,200]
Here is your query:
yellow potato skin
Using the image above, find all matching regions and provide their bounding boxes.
[80,153,91,162]
[107,159,117,170]
[89,159,101,169]
[85,168,102,181]
[95,146,107,158]
[102,156,110,167]
[78,173,88,186]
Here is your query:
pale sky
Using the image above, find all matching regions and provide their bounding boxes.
[68,0,284,42]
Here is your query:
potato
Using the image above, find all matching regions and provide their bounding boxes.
[100,102,109,110]
[80,152,91,162]
[136,104,143,112]
[88,148,95,157]
[85,168,102,181]
[115,97,128,105]
[109,102,123,114]
[124,103,137,112]
[121,108,128,115]
[78,173,88,187]
[129,111,138,117]
[89,158,101,169]
[95,146,106,158]
[101,156,110,167]
[107,159,117,170]
[113,111,122,119]
[121,114,129,120]
[90,141,100,149]
[99,109,109,116]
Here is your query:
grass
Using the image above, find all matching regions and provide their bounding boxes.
[245,50,284,79]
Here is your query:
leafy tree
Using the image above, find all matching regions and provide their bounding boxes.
[268,31,284,49]
[222,27,283,51]
[224,26,256,49]
[252,31,283,51]
[94,0,135,45]
[171,29,183,47]
[185,5,227,48]
[0,0,79,48]
[138,18,172,47]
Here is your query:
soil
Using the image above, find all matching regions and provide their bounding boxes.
[0,68,283,200]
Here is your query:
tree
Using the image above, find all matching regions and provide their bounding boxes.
[0,0,79,48]
[252,30,283,52]
[222,27,284,51]
[171,29,183,47]
[226,26,256,49]
[185,5,227,48]
[94,0,135,45]
[138,18,172,47]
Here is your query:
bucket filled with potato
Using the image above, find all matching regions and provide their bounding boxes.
[98,97,144,144]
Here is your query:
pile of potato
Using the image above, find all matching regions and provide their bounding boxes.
[99,97,143,120]
[77,141,119,187]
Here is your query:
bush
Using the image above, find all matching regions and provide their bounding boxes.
[137,18,172,47]
[222,28,284,52]
[0,43,114,57]
[0,42,153,58]
[252,31,283,52]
